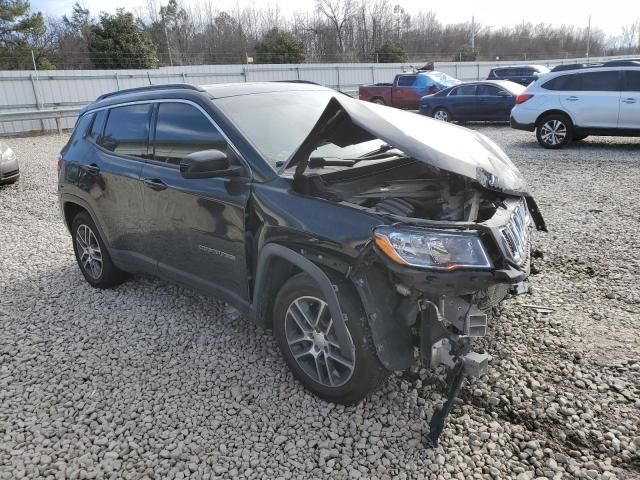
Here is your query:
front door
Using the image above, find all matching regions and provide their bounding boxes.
[475,84,515,120]
[618,70,640,129]
[140,101,251,305]
[394,74,420,109]
[447,84,479,120]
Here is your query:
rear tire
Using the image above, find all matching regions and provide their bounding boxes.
[371,97,385,105]
[432,108,451,122]
[273,272,389,405]
[71,212,128,289]
[536,113,573,149]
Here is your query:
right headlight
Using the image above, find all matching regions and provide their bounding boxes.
[374,227,492,271]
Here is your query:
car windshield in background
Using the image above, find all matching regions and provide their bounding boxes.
[215,91,336,168]
[423,71,460,87]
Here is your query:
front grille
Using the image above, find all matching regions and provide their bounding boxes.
[2,169,19,179]
[500,199,530,265]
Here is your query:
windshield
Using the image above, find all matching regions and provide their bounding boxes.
[215,91,339,168]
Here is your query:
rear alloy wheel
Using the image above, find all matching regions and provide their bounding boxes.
[71,212,128,289]
[274,273,389,405]
[536,114,573,149]
[371,97,385,105]
[432,108,451,122]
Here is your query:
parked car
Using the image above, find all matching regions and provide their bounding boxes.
[0,141,19,185]
[510,61,640,148]
[58,82,545,444]
[487,65,550,85]
[420,80,525,122]
[358,71,460,109]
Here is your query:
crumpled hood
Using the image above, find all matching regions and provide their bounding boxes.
[287,95,529,195]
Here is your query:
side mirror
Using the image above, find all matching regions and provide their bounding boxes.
[179,149,241,179]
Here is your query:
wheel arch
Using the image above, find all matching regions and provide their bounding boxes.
[535,109,574,128]
[250,244,347,338]
[60,195,111,249]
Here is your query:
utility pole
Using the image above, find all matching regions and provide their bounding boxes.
[585,14,591,59]
[471,16,475,50]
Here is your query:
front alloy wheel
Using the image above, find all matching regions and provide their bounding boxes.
[433,108,450,122]
[284,296,355,387]
[273,273,389,405]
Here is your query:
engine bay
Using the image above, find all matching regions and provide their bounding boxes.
[292,156,502,223]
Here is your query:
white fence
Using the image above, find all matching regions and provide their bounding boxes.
[0,55,633,136]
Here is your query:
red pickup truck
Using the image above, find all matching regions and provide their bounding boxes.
[358,71,460,110]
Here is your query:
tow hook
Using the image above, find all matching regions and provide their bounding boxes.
[425,351,489,447]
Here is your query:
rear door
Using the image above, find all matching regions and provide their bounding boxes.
[618,70,640,129]
[81,103,151,268]
[140,101,251,305]
[558,71,622,128]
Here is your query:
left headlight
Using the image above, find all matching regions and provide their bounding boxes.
[0,142,16,165]
[374,227,492,271]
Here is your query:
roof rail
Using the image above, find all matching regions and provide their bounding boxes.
[95,83,205,102]
[551,59,640,72]
[603,59,640,67]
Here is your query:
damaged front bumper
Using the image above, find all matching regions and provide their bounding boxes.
[350,197,537,446]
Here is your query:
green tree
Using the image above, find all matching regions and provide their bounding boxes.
[374,41,407,63]
[89,10,158,69]
[255,28,305,64]
[0,0,46,69]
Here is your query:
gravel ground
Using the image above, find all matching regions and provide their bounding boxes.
[1,128,639,480]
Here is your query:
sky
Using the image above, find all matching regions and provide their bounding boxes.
[31,0,636,37]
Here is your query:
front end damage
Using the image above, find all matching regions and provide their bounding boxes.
[285,94,546,446]
[349,197,536,446]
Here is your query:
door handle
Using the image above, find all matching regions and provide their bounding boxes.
[622,98,636,104]
[86,163,100,174]
[566,96,579,101]
[143,178,168,191]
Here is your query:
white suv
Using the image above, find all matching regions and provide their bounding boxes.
[510,60,640,148]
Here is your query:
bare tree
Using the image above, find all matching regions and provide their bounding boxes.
[315,0,357,54]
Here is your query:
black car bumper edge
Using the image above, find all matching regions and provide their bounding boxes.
[510,116,535,132]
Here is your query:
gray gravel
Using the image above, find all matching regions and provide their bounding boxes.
[1,128,639,480]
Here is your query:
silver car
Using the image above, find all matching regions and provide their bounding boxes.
[0,140,19,184]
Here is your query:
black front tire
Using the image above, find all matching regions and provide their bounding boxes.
[71,212,128,289]
[536,113,573,149]
[273,273,389,405]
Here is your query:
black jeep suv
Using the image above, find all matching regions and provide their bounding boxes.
[58,82,545,442]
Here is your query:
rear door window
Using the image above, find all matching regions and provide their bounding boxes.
[100,104,152,159]
[623,71,640,91]
[153,102,227,166]
[476,85,503,96]
[578,71,621,91]
[397,75,417,87]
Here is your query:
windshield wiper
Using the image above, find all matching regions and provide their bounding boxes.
[359,144,394,158]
